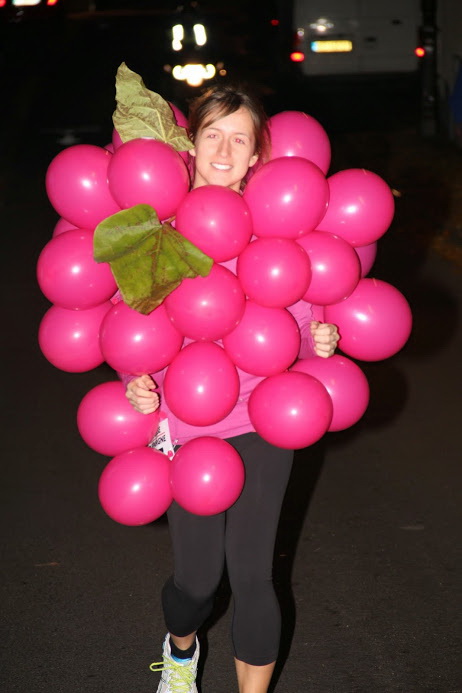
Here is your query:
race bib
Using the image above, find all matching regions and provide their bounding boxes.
[148,416,175,459]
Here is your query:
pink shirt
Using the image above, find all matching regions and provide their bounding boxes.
[118,259,317,446]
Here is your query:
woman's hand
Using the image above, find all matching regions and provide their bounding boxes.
[126,375,160,414]
[310,321,340,358]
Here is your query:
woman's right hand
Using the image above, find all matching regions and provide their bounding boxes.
[126,375,160,415]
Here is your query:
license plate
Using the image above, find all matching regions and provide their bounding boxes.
[13,0,42,5]
[310,40,353,53]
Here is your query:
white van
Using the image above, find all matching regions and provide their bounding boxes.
[292,0,421,76]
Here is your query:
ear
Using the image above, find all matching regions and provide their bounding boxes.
[189,147,196,158]
[249,153,259,168]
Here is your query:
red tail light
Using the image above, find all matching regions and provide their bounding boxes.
[290,51,305,63]
[0,0,7,7]
[47,0,60,5]
[270,19,279,27]
[415,46,425,58]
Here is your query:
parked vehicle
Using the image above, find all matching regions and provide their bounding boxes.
[292,0,421,76]
[0,0,65,25]
[163,2,227,88]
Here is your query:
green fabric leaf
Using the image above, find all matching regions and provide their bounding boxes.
[94,204,213,314]
[112,62,194,152]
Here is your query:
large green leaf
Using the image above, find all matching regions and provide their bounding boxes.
[112,62,193,152]
[94,204,213,314]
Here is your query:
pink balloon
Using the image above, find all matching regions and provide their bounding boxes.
[77,381,160,456]
[112,128,123,150]
[98,447,172,526]
[243,157,329,239]
[163,342,239,426]
[38,301,112,372]
[292,355,369,431]
[175,185,253,262]
[269,111,331,174]
[52,218,78,237]
[164,264,245,341]
[100,301,183,375]
[248,371,333,449]
[324,278,412,361]
[37,229,117,310]
[355,242,378,277]
[297,230,360,305]
[46,144,121,229]
[237,237,311,308]
[107,138,189,220]
[170,437,245,515]
[317,169,395,246]
[222,300,300,376]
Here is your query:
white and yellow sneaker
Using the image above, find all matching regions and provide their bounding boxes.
[151,634,199,693]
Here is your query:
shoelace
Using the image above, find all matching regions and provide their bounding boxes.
[150,658,196,693]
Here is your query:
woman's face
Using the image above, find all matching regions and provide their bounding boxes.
[190,106,259,192]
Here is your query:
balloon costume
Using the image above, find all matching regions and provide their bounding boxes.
[37,63,412,527]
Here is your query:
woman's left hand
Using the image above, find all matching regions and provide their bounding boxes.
[310,321,340,358]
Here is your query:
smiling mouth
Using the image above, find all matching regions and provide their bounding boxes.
[211,163,232,171]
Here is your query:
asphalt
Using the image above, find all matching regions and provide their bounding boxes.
[1,28,462,693]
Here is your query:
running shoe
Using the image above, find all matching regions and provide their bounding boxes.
[151,634,199,693]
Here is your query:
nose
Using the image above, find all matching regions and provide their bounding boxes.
[217,137,231,158]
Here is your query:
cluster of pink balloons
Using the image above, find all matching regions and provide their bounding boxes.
[37,104,191,374]
[98,436,245,525]
[37,104,412,525]
[76,379,245,523]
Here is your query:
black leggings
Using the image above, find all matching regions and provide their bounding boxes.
[162,432,294,666]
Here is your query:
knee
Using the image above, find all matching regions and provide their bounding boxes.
[228,568,274,605]
[173,562,223,604]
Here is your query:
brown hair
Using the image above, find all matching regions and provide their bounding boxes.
[188,83,270,161]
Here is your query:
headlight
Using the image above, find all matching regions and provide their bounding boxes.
[193,23,207,46]
[172,24,184,51]
[172,63,216,87]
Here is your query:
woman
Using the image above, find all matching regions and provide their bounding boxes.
[124,84,339,693]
